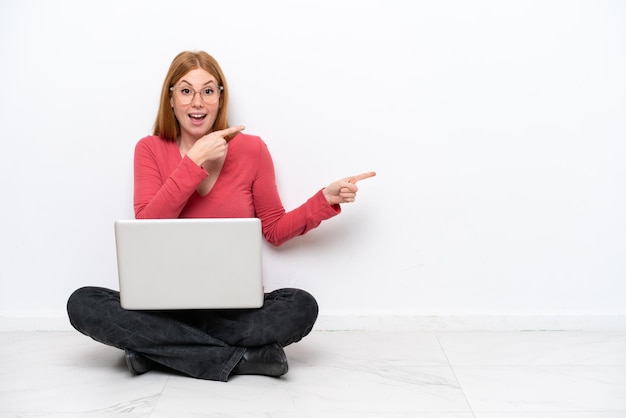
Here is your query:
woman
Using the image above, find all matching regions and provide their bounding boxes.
[67,50,375,381]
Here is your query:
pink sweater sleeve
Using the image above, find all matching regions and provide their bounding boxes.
[252,141,341,246]
[133,137,207,219]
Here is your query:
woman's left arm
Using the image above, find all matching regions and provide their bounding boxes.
[252,141,375,246]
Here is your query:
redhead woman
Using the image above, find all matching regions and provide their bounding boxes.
[67,50,375,381]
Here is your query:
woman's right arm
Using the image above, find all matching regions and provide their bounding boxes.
[133,138,207,219]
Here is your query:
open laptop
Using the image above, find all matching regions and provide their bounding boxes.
[114,218,265,310]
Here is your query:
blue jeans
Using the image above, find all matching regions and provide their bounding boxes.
[66,286,318,381]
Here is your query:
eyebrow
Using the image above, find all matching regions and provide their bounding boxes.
[178,79,217,87]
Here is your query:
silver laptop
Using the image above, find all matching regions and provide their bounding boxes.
[114,218,265,310]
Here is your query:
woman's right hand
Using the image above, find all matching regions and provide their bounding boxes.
[187,125,246,166]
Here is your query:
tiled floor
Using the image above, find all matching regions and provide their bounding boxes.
[1,330,625,417]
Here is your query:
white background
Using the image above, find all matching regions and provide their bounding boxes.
[1,0,625,327]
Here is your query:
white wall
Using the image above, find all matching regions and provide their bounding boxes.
[1,0,625,330]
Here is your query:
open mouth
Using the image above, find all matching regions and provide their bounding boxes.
[189,113,207,121]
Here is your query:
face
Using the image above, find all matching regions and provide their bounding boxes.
[170,68,221,141]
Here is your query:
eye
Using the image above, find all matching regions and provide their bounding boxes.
[180,87,192,95]
[203,88,215,96]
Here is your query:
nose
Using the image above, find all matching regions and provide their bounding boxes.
[191,91,204,106]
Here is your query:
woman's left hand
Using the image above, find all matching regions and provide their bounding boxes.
[323,171,376,205]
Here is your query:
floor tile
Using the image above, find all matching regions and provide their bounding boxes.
[287,330,450,367]
[0,332,166,416]
[0,330,119,367]
[0,363,166,416]
[437,331,626,366]
[455,365,626,412]
[151,366,471,417]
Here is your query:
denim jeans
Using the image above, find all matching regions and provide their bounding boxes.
[66,286,318,381]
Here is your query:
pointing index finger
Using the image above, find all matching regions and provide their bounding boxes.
[222,125,246,142]
[348,171,377,184]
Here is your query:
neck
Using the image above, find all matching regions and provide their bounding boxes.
[178,132,202,155]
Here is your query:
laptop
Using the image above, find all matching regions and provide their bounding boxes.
[114,218,265,310]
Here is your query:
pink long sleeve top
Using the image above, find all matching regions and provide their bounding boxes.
[133,133,341,246]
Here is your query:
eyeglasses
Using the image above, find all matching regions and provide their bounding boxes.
[169,84,223,104]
